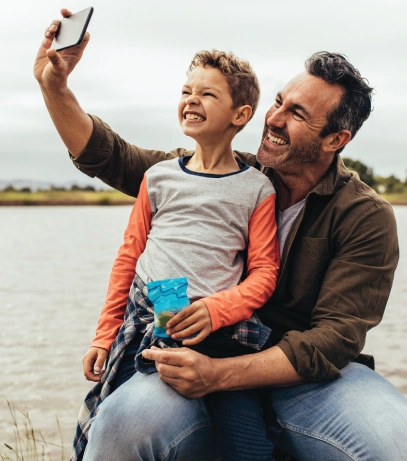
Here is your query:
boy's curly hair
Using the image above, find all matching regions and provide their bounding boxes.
[188,50,260,130]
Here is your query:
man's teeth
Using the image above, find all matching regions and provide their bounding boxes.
[186,113,205,121]
[268,133,288,145]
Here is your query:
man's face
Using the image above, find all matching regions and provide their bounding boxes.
[178,66,237,143]
[257,72,344,172]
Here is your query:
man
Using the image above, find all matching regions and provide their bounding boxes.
[35,10,407,461]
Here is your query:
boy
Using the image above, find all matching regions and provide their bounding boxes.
[80,50,279,461]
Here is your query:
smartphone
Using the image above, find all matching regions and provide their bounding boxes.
[51,7,94,52]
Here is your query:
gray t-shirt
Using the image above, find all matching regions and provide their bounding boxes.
[277,199,306,258]
[136,157,276,301]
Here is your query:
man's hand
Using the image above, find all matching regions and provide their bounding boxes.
[83,347,109,382]
[142,347,216,398]
[33,8,94,156]
[34,8,90,90]
[165,301,212,346]
[143,345,304,398]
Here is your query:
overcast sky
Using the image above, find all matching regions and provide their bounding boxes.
[1,0,406,187]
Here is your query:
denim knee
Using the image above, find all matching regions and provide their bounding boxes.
[85,372,219,461]
[272,363,407,461]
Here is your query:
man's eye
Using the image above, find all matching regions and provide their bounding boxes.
[292,112,304,121]
[275,100,282,107]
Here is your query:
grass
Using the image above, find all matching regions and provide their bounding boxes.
[379,192,407,204]
[0,402,65,461]
[0,190,135,206]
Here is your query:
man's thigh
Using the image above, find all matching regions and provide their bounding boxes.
[85,372,221,461]
[270,362,407,461]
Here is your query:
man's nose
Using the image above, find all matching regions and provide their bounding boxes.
[266,106,285,128]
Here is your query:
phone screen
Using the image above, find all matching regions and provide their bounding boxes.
[51,7,94,52]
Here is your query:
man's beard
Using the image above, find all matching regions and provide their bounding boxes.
[257,133,322,169]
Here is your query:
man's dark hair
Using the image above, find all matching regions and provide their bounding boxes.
[305,51,374,154]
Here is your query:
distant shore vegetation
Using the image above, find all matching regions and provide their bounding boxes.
[0,158,406,205]
[0,184,135,206]
[342,158,407,205]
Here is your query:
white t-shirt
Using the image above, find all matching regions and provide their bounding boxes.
[276,199,306,258]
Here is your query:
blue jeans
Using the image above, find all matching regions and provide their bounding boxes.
[84,362,407,461]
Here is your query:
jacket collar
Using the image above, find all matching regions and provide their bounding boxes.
[310,155,352,197]
[261,155,352,198]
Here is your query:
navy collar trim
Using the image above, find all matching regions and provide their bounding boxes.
[178,156,249,178]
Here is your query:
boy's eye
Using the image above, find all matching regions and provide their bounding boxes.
[275,99,282,107]
[182,90,191,95]
[204,92,215,97]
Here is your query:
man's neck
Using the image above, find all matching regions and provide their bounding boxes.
[275,164,331,211]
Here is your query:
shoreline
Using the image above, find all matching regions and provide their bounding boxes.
[0,197,406,207]
[0,190,406,206]
[0,190,136,206]
[0,200,135,206]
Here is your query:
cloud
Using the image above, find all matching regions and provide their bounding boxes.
[1,0,406,182]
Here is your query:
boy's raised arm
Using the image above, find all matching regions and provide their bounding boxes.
[34,8,93,157]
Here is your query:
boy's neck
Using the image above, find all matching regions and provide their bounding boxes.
[186,142,240,175]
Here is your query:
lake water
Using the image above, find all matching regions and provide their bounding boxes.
[1,205,406,455]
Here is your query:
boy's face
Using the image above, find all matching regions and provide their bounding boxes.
[178,66,238,143]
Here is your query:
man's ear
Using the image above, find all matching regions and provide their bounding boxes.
[233,105,252,128]
[322,129,352,154]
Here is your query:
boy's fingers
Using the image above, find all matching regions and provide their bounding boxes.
[83,348,108,381]
[182,330,209,346]
[167,315,196,334]
[171,322,205,340]
[83,356,99,381]
[166,307,193,328]
[94,354,107,374]
[167,318,196,337]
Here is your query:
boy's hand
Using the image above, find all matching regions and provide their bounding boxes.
[34,8,90,90]
[166,301,212,346]
[82,347,108,381]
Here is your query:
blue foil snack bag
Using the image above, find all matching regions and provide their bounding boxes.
[147,277,190,338]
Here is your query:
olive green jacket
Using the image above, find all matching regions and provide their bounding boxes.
[71,115,399,382]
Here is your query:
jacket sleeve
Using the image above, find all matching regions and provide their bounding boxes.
[202,194,280,331]
[278,198,399,382]
[91,176,152,350]
[69,115,187,197]
[69,115,258,197]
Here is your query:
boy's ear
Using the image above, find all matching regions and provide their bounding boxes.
[233,105,252,128]
[322,129,352,154]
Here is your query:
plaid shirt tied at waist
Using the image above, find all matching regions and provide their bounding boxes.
[71,274,271,461]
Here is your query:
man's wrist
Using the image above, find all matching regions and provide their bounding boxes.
[39,80,70,98]
[204,356,237,393]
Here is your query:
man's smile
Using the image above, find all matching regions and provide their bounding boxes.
[267,132,288,145]
[264,129,289,147]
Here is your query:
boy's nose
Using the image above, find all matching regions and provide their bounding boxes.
[186,94,200,106]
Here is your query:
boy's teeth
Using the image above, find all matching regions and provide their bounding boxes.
[268,133,288,145]
[186,113,205,121]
